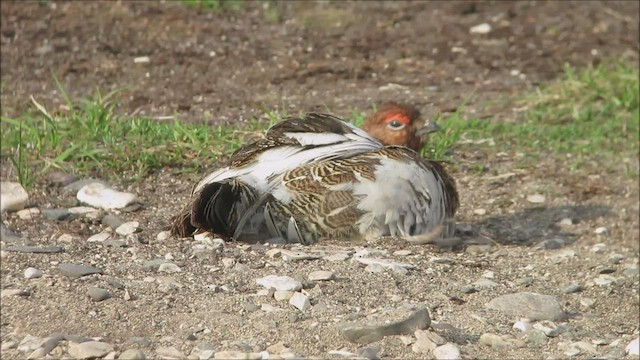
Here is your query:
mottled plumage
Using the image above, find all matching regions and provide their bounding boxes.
[172,107,458,245]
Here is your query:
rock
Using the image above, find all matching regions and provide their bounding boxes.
[1,182,28,212]
[308,270,335,281]
[472,278,499,289]
[87,231,112,242]
[536,238,566,250]
[469,23,492,34]
[116,221,140,236]
[68,341,114,359]
[213,351,262,359]
[433,343,461,360]
[594,274,617,286]
[526,194,545,204]
[7,245,64,253]
[102,215,125,229]
[58,263,103,278]
[608,254,625,264]
[158,263,182,273]
[563,283,583,294]
[565,341,597,356]
[328,350,358,358]
[157,231,171,241]
[104,239,127,248]
[513,320,532,332]
[1,288,30,297]
[353,257,415,271]
[594,227,608,235]
[557,218,574,227]
[0,224,21,243]
[119,348,147,359]
[486,292,566,321]
[16,208,40,220]
[143,259,170,271]
[525,329,548,346]
[1,341,17,350]
[355,345,380,360]
[24,267,43,279]
[42,208,74,221]
[134,56,150,63]
[274,290,294,301]
[68,206,99,215]
[626,337,640,356]
[393,250,412,256]
[87,287,112,302]
[324,253,350,261]
[461,285,477,294]
[77,183,137,210]
[156,346,184,359]
[256,275,302,292]
[412,329,445,353]
[479,333,509,349]
[341,308,430,344]
[515,277,534,287]
[365,263,386,273]
[580,298,596,308]
[289,292,311,311]
[591,243,607,253]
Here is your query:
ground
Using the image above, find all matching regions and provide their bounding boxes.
[1,1,639,360]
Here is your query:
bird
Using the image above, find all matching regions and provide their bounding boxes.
[171,102,458,245]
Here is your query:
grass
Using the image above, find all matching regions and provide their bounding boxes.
[1,62,638,188]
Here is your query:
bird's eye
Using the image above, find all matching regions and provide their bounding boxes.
[386,119,405,130]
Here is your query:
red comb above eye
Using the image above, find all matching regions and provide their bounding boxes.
[384,113,410,124]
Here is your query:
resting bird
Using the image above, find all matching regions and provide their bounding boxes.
[171,102,458,244]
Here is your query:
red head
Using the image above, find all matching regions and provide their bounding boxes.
[362,102,439,152]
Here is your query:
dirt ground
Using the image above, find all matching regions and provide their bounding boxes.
[1,1,639,359]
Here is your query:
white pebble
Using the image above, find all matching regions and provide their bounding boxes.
[77,183,137,210]
[24,267,43,279]
[87,231,111,242]
[594,227,608,235]
[256,275,302,291]
[115,221,140,236]
[1,182,29,212]
[274,290,294,301]
[557,218,573,227]
[526,194,546,204]
[289,292,311,311]
[433,343,461,360]
[193,232,213,241]
[469,23,492,34]
[626,337,639,356]
[16,208,40,220]
[133,56,150,63]
[513,320,531,332]
[308,270,335,281]
[158,263,181,273]
[591,243,607,253]
[473,208,487,215]
[156,231,171,241]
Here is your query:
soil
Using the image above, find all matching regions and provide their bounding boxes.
[1,1,639,359]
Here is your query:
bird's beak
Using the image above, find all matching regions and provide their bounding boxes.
[415,120,441,137]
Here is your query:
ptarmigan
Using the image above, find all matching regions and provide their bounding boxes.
[172,102,458,244]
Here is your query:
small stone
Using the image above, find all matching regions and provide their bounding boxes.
[156,231,171,241]
[48,171,79,186]
[536,238,566,250]
[354,257,415,270]
[486,292,566,321]
[308,270,335,281]
[341,308,430,344]
[58,263,103,278]
[432,343,461,360]
[68,341,114,359]
[57,233,77,243]
[87,231,112,242]
[156,346,184,359]
[116,221,140,236]
[526,194,545,204]
[42,208,74,221]
[280,249,320,261]
[594,227,608,235]
[513,320,532,332]
[119,348,147,359]
[473,208,487,215]
[567,341,597,356]
[24,267,43,279]
[479,333,508,349]
[274,290,294,301]
[591,243,607,253]
[1,182,29,212]
[324,253,350,261]
[472,278,499,289]
[608,254,625,264]
[68,206,100,215]
[289,292,311,311]
[525,329,548,346]
[1,341,17,350]
[399,336,414,346]
[580,298,596,308]
[104,239,127,248]
[626,337,640,356]
[158,263,182,273]
[355,345,379,360]
[365,263,386,273]
[557,218,573,227]
[469,23,492,34]
[143,259,170,271]
[6,245,64,253]
[1,288,29,297]
[597,266,616,274]
[134,56,150,64]
[87,287,112,302]
[412,329,445,353]
[515,277,534,287]
[393,250,412,256]
[121,203,143,213]
[461,285,477,294]
[16,208,40,220]
[101,215,124,230]
[563,283,583,294]
[213,351,262,360]
[77,183,137,210]
[0,224,21,243]
[593,274,617,286]
[256,275,302,291]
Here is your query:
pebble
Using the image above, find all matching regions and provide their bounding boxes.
[16,208,40,220]
[58,263,103,278]
[525,329,548,346]
[156,346,184,359]
[626,337,640,356]
[158,263,182,273]
[24,267,43,279]
[42,208,74,221]
[48,171,79,186]
[1,341,17,350]
[274,290,294,301]
[280,249,320,261]
[593,274,617,286]
[526,194,546,204]
[324,253,350,261]
[0,224,21,243]
[134,56,150,64]
[608,254,625,264]
[472,278,499,289]
[101,215,124,229]
[308,270,335,281]
[412,329,445,353]
[393,250,412,256]
[461,285,477,294]
[365,263,386,273]
[353,257,415,270]
[143,259,170,271]
[1,288,30,297]
[479,333,509,349]
[256,275,302,291]
[591,243,607,253]
[536,238,566,250]
[355,345,379,360]
[157,231,171,241]
[87,287,112,302]
[433,343,461,360]
[341,308,430,344]
[515,277,534,287]
[513,320,532,332]
[68,341,114,359]
[7,245,64,253]
[213,350,261,359]
[557,218,574,227]
[87,231,112,242]
[486,292,566,321]
[594,227,608,235]
[563,283,583,294]
[104,239,127,248]
[77,183,137,210]
[119,348,147,359]
[565,341,597,356]
[580,298,596,308]
[289,292,311,311]
[1,181,29,212]
[116,221,140,236]
[68,206,99,215]
[469,23,492,34]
